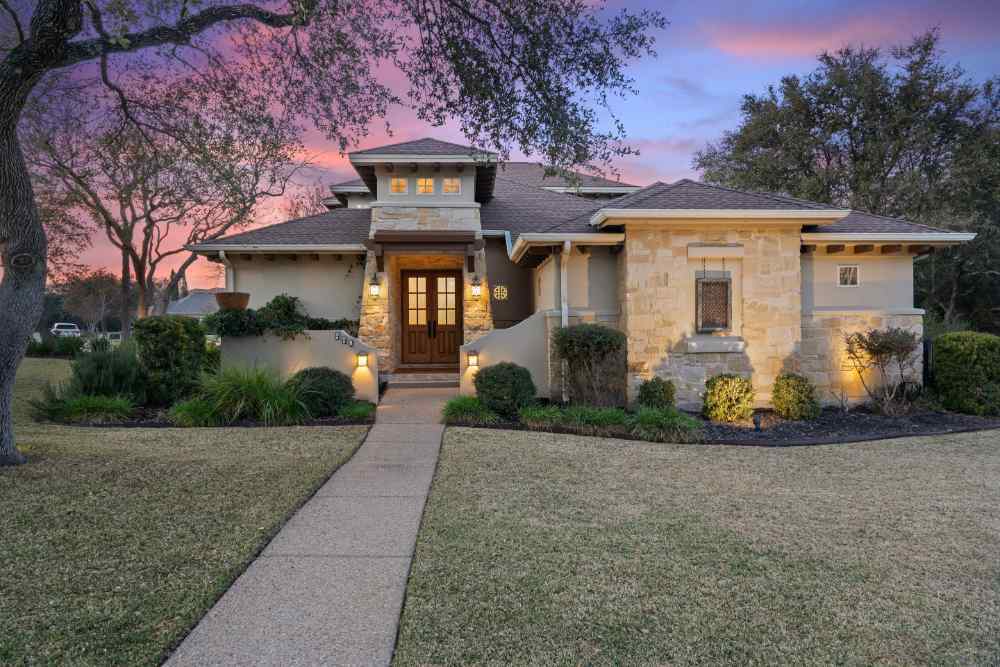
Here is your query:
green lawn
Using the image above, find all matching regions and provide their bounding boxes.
[395,427,1000,665]
[3,358,368,665]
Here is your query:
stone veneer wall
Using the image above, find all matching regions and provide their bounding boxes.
[801,310,923,405]
[371,205,480,232]
[622,225,803,407]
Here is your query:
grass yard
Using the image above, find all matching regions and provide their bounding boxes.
[2,358,368,665]
[395,427,1000,665]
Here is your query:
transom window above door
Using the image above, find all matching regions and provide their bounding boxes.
[390,177,407,194]
[442,177,461,194]
[416,177,434,194]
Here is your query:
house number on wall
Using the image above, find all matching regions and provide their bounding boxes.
[492,284,509,301]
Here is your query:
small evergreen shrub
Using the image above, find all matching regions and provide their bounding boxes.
[305,317,360,337]
[562,405,628,436]
[257,293,307,339]
[553,323,627,406]
[771,372,820,421]
[703,374,755,422]
[474,362,536,418]
[26,337,54,357]
[844,327,921,415]
[198,367,309,426]
[518,404,563,428]
[53,336,86,357]
[288,367,355,418]
[934,331,1000,415]
[169,398,220,427]
[133,316,206,406]
[337,401,376,421]
[442,396,500,425]
[626,407,703,443]
[636,377,676,409]
[30,387,133,424]
[204,308,263,337]
[68,347,148,405]
[89,337,111,353]
[203,345,222,373]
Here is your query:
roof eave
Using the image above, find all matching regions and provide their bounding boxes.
[509,232,625,263]
[800,232,976,245]
[590,208,853,227]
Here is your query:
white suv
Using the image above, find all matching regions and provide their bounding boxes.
[50,322,82,338]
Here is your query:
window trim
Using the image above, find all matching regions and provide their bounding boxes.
[695,271,732,334]
[441,177,462,195]
[837,264,861,288]
[416,177,435,195]
[389,176,408,195]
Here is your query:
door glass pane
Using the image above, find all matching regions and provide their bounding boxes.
[408,275,428,326]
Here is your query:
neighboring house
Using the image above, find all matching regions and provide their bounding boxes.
[191,137,973,407]
[166,289,222,320]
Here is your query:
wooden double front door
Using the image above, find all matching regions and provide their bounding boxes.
[401,270,463,365]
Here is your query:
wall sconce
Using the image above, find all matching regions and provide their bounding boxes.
[369,277,380,298]
[467,350,478,367]
[356,352,368,368]
[470,278,482,298]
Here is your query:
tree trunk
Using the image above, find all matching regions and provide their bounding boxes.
[120,252,131,338]
[0,122,47,466]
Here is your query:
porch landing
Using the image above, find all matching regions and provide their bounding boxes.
[386,372,459,389]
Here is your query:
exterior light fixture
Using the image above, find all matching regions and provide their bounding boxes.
[369,277,380,298]
[470,278,482,298]
[467,350,479,367]
[357,352,368,368]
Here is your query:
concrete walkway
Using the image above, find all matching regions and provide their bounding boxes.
[166,387,455,667]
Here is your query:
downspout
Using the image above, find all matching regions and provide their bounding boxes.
[219,251,234,291]
[560,240,571,403]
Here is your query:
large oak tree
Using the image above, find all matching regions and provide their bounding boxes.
[0,0,665,464]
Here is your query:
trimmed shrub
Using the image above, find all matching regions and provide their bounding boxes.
[204,308,263,338]
[703,374,754,422]
[68,347,148,405]
[257,293,307,339]
[288,367,355,418]
[133,316,206,406]
[54,336,85,357]
[26,337,54,357]
[338,401,376,421]
[442,396,500,425]
[771,372,821,421]
[934,331,1000,415]
[169,398,220,427]
[636,377,675,409]
[552,323,627,406]
[199,367,309,426]
[474,362,536,419]
[30,388,133,424]
[844,327,921,415]
[626,407,703,443]
[89,337,111,353]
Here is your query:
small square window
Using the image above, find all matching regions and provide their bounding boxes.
[442,177,461,194]
[416,177,434,194]
[838,265,860,287]
[390,177,407,194]
[696,277,731,333]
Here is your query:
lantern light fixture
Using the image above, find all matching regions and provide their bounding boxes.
[369,276,380,298]
[357,352,368,368]
[467,350,479,367]
[470,277,482,298]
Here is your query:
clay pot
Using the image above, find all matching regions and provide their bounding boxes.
[215,292,251,310]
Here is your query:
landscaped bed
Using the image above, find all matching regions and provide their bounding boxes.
[2,358,368,665]
[394,427,1000,665]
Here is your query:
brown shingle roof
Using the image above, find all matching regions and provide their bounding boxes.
[604,179,840,211]
[804,211,946,234]
[480,177,603,240]
[349,137,490,157]
[496,162,637,189]
[196,209,371,247]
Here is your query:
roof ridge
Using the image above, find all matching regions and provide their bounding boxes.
[601,180,675,209]
[680,180,835,210]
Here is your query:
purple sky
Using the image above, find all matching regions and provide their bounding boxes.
[73,0,1000,286]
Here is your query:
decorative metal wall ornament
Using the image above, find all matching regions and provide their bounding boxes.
[492,284,509,301]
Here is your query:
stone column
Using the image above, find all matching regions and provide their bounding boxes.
[463,246,494,345]
[358,251,392,371]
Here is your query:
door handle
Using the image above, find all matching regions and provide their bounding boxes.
[426,320,432,338]
[430,320,437,338]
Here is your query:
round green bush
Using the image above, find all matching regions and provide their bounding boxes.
[771,372,821,420]
[474,362,536,419]
[933,331,1000,415]
[288,367,355,418]
[703,374,754,422]
[68,347,148,405]
[636,377,675,409]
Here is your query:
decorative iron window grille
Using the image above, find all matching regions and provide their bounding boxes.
[696,271,731,333]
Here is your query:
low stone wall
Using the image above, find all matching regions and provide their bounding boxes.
[221,330,380,404]
[801,309,924,406]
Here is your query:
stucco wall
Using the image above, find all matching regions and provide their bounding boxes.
[802,254,914,311]
[621,225,803,408]
[460,310,550,397]
[374,165,476,205]
[221,331,379,404]
[230,254,364,320]
[531,247,620,315]
[484,237,533,328]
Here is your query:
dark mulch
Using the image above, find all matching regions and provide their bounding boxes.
[66,406,376,429]
[450,407,1000,447]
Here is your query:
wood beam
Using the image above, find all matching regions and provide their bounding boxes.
[265,254,275,262]
[409,162,418,172]
[311,254,320,261]
[880,244,903,255]
[241,254,252,261]
[853,244,875,254]
[825,244,846,254]
[432,162,441,172]
[384,163,394,172]
[800,245,817,254]
[908,244,932,255]
[289,254,298,262]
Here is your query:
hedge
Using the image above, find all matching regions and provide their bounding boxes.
[934,331,1000,415]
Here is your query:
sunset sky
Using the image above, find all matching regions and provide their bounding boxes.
[72,0,1000,288]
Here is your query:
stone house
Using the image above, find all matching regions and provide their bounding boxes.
[191,138,973,407]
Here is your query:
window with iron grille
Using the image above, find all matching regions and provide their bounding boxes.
[696,274,731,333]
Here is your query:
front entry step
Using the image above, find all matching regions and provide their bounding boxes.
[386,372,460,389]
